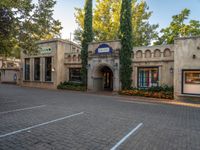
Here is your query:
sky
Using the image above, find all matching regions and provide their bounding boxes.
[52,0,200,40]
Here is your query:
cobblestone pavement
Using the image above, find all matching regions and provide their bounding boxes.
[0,84,200,150]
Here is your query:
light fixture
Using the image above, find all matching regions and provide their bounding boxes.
[170,67,173,73]
[86,64,91,69]
[114,63,118,70]
[52,67,55,72]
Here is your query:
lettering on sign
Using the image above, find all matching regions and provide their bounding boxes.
[95,44,112,54]
[40,47,52,54]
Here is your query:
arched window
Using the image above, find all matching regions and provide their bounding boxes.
[154,49,161,57]
[73,55,76,61]
[145,50,151,58]
[136,50,143,58]
[68,55,71,62]
[164,49,171,57]
[78,55,81,61]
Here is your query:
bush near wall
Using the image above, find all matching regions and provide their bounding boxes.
[57,81,86,91]
[119,85,174,99]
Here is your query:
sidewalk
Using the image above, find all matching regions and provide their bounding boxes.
[87,91,200,108]
[116,94,200,108]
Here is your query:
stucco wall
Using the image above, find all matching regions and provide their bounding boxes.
[87,41,121,92]
[20,39,81,89]
[0,69,19,83]
[174,37,200,100]
[132,45,174,87]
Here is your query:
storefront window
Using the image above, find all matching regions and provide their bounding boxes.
[138,67,159,88]
[25,58,30,80]
[183,70,200,94]
[45,57,52,81]
[185,71,200,84]
[34,58,40,81]
[69,68,81,82]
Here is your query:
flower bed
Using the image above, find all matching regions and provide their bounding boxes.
[57,81,86,91]
[119,85,174,99]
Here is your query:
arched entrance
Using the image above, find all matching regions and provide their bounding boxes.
[92,65,113,91]
[101,66,113,91]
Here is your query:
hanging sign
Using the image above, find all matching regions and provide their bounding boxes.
[95,44,113,54]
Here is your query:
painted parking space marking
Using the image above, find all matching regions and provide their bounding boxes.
[0,112,84,138]
[0,105,46,115]
[110,123,143,150]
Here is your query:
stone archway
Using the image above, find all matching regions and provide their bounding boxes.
[92,64,114,91]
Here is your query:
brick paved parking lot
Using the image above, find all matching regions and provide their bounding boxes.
[0,84,200,150]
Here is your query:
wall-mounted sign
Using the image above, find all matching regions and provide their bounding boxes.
[95,44,112,54]
[40,47,52,54]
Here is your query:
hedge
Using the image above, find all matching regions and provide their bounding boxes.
[57,81,86,91]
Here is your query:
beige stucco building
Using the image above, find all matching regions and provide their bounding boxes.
[87,41,174,92]
[20,37,200,101]
[0,57,20,84]
[174,37,200,100]
[20,39,81,89]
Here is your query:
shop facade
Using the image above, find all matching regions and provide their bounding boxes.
[20,37,200,100]
[0,57,20,84]
[174,37,200,100]
[20,39,81,89]
[87,41,174,92]
[87,37,200,101]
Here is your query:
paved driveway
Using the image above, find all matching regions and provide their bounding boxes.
[0,84,200,150]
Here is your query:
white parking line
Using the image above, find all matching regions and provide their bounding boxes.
[0,105,46,115]
[0,112,84,138]
[110,123,143,150]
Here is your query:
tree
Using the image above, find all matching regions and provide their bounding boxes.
[119,0,133,90]
[74,0,158,46]
[81,0,93,86]
[0,7,14,57]
[155,8,200,44]
[0,0,62,57]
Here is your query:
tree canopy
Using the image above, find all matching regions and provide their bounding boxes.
[155,8,200,44]
[74,0,158,46]
[0,0,62,58]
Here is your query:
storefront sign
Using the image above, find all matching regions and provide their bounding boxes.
[95,44,112,54]
[40,47,52,54]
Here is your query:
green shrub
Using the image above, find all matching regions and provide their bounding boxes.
[57,81,86,91]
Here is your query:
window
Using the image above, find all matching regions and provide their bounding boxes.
[185,71,200,84]
[69,68,81,82]
[34,58,40,81]
[138,67,159,88]
[45,57,52,81]
[25,58,30,80]
[183,70,200,95]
